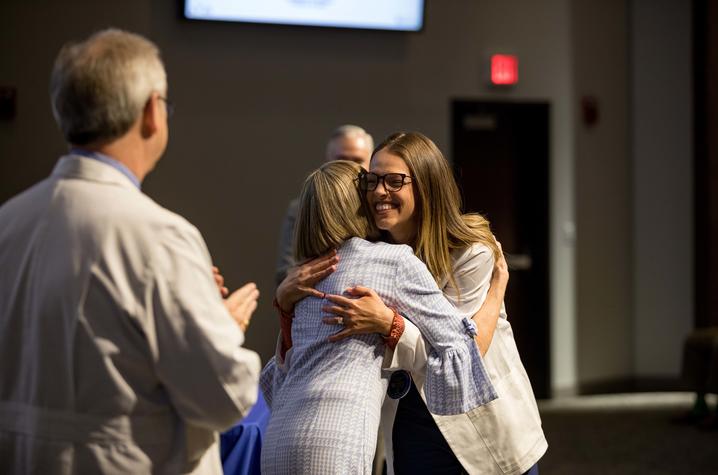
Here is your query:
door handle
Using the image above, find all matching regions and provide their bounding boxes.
[506,254,532,271]
[462,114,497,131]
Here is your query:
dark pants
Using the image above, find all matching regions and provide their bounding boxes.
[392,382,540,475]
[393,382,465,474]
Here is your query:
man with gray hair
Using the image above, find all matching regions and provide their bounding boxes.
[275,125,373,285]
[0,29,260,474]
[324,124,374,169]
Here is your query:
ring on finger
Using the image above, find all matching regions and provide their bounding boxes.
[336,316,344,325]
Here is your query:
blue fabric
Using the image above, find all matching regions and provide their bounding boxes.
[221,390,270,475]
[69,148,141,189]
[523,462,540,475]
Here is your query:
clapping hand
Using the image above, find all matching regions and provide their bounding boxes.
[212,265,259,332]
[224,282,259,333]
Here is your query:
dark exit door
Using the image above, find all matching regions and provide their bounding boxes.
[452,100,551,399]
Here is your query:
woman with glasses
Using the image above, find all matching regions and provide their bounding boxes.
[276,131,546,475]
[260,160,506,475]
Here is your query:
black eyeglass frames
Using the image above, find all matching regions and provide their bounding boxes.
[358,171,414,192]
[158,96,175,118]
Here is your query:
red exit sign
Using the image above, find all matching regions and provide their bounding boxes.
[490,54,519,86]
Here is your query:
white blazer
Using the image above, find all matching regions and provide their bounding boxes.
[0,155,261,474]
[383,243,547,475]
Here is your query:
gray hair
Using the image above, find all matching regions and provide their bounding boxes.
[327,124,374,153]
[50,28,167,145]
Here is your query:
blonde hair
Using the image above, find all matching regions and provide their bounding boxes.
[371,132,499,293]
[294,161,379,261]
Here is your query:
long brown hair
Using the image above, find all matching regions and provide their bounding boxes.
[294,161,379,261]
[371,131,499,293]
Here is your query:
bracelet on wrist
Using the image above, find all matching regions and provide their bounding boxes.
[273,297,294,320]
[383,308,405,350]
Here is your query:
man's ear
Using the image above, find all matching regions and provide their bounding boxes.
[141,93,160,139]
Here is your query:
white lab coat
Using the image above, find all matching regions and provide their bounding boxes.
[383,243,547,475]
[0,155,260,474]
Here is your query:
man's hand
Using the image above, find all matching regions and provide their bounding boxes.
[212,266,229,298]
[224,282,260,332]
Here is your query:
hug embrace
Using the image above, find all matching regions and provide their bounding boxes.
[261,132,547,474]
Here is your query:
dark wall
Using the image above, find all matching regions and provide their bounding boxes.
[694,0,718,328]
[1,0,579,363]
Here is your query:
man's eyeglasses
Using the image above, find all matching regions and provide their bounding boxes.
[159,96,175,118]
[358,171,414,192]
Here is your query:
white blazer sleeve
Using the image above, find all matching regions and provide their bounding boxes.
[149,221,260,431]
[443,244,496,317]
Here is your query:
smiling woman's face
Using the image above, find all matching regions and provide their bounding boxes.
[367,148,418,245]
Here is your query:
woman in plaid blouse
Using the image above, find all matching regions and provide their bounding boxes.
[278,132,545,475]
[261,160,505,474]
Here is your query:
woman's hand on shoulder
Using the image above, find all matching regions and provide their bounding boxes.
[322,286,394,342]
[491,240,509,299]
[275,250,338,313]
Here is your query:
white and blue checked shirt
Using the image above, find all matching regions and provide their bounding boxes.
[260,238,496,474]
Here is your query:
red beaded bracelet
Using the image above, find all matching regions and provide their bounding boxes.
[273,298,294,358]
[272,298,294,320]
[383,308,405,350]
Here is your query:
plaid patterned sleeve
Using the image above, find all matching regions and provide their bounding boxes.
[392,252,498,415]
